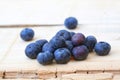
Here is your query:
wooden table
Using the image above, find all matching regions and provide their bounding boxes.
[0,24,120,80]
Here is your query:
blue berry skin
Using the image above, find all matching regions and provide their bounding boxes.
[54,48,71,64]
[25,43,41,59]
[84,36,97,52]
[50,36,66,49]
[65,41,74,53]
[64,17,78,29]
[37,51,54,65]
[94,42,111,56]
[55,30,71,40]
[70,32,75,38]
[72,45,89,60]
[35,39,48,51]
[42,42,56,53]
[72,33,85,46]
[20,28,34,41]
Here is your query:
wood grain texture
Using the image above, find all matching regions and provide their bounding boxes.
[0,25,120,79]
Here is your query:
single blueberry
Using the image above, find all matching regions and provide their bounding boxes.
[42,42,56,53]
[84,36,97,52]
[65,41,74,53]
[37,51,54,65]
[54,48,71,64]
[55,30,71,40]
[72,33,85,46]
[25,43,41,59]
[35,39,48,51]
[94,42,111,56]
[50,36,66,49]
[72,45,89,60]
[64,17,78,29]
[20,28,34,41]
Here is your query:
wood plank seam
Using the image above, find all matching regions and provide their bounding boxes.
[2,70,120,79]
[0,24,63,28]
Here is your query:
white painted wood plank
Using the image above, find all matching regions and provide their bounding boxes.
[0,24,120,71]
[0,28,18,64]
[0,0,120,25]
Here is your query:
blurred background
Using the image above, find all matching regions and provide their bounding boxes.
[0,0,120,25]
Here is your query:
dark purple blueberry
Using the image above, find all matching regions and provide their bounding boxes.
[25,43,41,59]
[72,33,85,46]
[65,41,74,53]
[54,48,71,64]
[50,36,66,49]
[84,36,97,52]
[94,42,111,56]
[35,39,48,52]
[55,30,71,40]
[20,28,34,41]
[64,17,78,29]
[42,42,56,53]
[37,51,54,65]
[72,45,89,60]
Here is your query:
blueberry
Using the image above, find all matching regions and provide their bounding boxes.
[54,48,71,64]
[72,45,89,60]
[72,33,85,46]
[94,42,111,56]
[70,32,75,38]
[55,30,71,40]
[20,28,34,41]
[42,42,56,53]
[37,51,54,65]
[25,43,41,59]
[65,41,74,53]
[35,39,48,51]
[84,36,97,52]
[64,17,78,29]
[50,36,66,49]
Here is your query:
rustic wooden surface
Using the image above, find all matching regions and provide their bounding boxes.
[0,25,120,79]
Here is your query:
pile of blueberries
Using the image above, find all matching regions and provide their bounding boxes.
[20,17,111,65]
